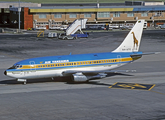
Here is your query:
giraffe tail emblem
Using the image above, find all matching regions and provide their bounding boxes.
[131,32,138,50]
[112,20,145,52]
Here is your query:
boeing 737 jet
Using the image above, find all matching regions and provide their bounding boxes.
[5,20,148,84]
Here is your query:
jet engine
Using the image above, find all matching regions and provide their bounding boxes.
[71,72,107,82]
[72,73,88,82]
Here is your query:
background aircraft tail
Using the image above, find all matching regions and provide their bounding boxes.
[112,20,145,52]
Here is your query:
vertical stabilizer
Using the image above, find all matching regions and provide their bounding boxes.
[112,20,145,52]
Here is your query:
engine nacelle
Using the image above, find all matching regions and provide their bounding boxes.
[71,73,107,82]
[72,73,88,82]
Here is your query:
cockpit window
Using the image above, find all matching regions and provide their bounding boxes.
[8,64,22,69]
[16,65,22,68]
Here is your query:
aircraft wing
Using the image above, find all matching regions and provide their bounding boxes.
[62,70,136,82]
[62,70,136,76]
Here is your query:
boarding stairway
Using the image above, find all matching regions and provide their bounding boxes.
[65,19,87,35]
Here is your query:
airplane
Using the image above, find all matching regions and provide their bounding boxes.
[4,20,151,85]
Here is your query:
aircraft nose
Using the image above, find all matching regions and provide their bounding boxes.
[4,71,7,75]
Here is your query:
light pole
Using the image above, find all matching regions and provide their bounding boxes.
[18,0,20,32]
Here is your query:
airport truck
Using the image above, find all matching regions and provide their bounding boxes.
[58,33,76,40]
[70,32,89,38]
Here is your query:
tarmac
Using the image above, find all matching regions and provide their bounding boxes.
[0,29,165,120]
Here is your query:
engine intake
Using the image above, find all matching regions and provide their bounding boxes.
[72,73,88,82]
[71,73,107,82]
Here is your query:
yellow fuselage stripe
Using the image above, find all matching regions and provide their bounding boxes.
[19,57,133,70]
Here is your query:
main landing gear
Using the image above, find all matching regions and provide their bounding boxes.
[17,79,27,85]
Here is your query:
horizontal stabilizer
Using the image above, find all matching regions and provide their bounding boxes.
[130,52,160,57]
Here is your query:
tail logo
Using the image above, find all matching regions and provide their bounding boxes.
[131,32,138,50]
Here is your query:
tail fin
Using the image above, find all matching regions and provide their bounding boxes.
[112,20,145,52]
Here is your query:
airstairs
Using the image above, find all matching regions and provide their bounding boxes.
[65,19,87,35]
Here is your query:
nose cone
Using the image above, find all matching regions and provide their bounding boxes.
[4,71,7,75]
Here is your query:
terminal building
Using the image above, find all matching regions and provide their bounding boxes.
[1,1,165,30]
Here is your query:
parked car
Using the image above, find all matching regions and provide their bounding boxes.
[49,26,61,30]
[60,25,68,31]
[36,26,46,30]
[154,25,160,29]
[109,24,119,29]
[71,32,89,38]
[120,26,129,30]
[160,24,165,29]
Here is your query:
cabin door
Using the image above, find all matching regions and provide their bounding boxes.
[30,61,36,72]
[117,55,122,66]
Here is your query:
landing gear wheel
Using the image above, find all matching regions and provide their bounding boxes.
[23,81,26,85]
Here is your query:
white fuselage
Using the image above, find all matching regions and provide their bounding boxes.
[6,62,127,79]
